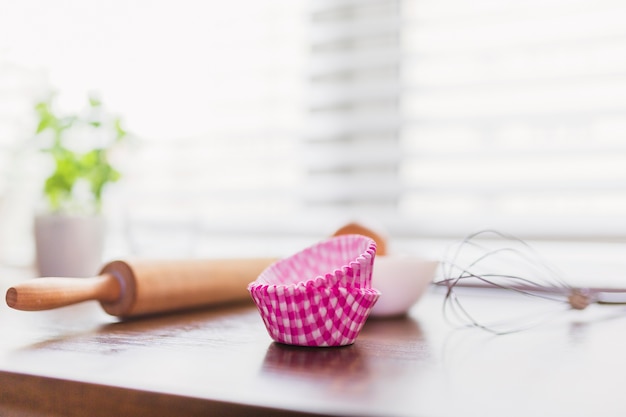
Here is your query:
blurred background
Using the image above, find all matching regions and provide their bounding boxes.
[1,0,626,277]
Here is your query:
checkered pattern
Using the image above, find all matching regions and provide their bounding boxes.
[249,285,380,347]
[248,234,379,347]
[255,234,377,289]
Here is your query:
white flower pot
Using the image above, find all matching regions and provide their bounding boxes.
[34,214,105,277]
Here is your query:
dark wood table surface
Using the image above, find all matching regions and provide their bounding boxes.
[1,265,626,417]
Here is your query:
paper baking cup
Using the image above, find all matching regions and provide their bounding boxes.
[249,284,380,346]
[253,234,377,289]
[248,234,379,346]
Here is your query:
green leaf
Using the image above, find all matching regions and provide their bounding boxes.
[43,152,81,211]
[36,119,50,134]
[34,101,57,133]
[114,118,127,142]
[89,96,102,107]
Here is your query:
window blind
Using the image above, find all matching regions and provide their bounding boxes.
[308,0,626,240]
[2,0,626,266]
[399,0,626,239]
[302,0,403,224]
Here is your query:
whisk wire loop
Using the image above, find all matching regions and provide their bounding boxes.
[436,229,589,334]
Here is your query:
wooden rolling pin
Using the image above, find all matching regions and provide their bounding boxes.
[6,222,388,318]
[5,258,275,318]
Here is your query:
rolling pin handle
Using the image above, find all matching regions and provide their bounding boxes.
[6,273,122,311]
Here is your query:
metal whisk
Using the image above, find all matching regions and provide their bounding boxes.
[435,230,625,334]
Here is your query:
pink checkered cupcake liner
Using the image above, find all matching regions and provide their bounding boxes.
[248,234,379,347]
[253,234,377,289]
[249,284,380,347]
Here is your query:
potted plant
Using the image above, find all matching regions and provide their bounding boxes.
[33,93,127,277]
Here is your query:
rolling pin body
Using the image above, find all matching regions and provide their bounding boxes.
[6,258,275,318]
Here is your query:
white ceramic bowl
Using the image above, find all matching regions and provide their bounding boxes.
[370,256,438,317]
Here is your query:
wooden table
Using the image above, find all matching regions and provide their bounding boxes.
[2,266,626,417]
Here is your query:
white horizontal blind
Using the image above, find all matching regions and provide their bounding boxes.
[401,0,626,239]
[3,0,626,266]
[308,0,626,240]
[303,0,403,222]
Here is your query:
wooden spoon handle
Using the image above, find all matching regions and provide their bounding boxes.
[6,274,121,311]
